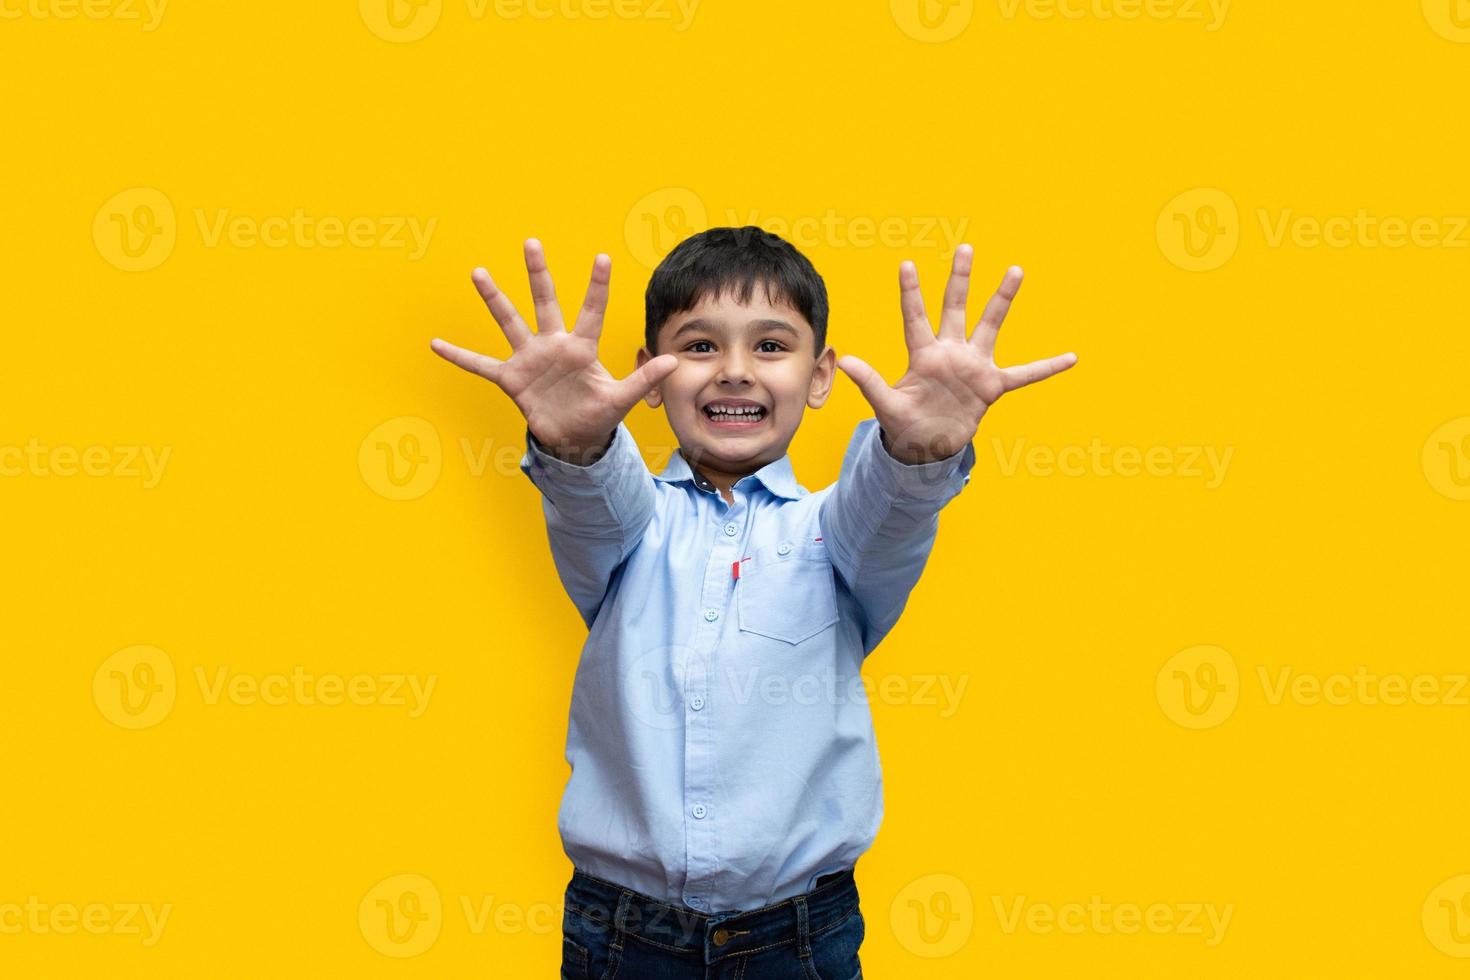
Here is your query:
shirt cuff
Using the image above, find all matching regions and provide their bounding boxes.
[519,422,632,486]
[859,418,976,500]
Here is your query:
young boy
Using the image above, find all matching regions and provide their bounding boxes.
[430,228,1076,979]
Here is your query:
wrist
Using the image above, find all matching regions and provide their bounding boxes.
[532,426,617,466]
[878,424,972,465]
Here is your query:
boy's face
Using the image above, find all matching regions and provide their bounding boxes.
[635,285,836,477]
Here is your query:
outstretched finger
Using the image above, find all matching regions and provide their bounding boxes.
[430,337,505,385]
[573,253,612,342]
[938,244,974,341]
[471,267,533,351]
[611,353,680,413]
[1000,351,1078,393]
[524,238,566,334]
[972,265,1024,359]
[898,261,935,352]
[835,354,900,419]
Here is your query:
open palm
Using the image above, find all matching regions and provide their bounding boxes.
[430,239,677,459]
[836,245,1077,464]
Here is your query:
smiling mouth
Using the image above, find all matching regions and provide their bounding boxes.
[702,405,768,428]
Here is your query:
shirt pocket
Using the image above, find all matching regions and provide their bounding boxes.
[736,540,840,645]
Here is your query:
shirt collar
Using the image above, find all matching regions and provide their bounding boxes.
[653,447,805,500]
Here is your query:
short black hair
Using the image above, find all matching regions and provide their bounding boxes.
[644,226,828,356]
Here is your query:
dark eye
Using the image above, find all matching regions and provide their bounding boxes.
[757,340,786,353]
[685,340,714,353]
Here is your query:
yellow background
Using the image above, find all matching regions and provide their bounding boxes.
[3,0,1469,976]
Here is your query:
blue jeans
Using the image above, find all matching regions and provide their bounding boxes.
[560,867,865,979]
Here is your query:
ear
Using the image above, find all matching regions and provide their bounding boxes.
[635,346,664,408]
[806,344,837,409]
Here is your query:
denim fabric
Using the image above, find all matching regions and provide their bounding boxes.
[560,866,864,980]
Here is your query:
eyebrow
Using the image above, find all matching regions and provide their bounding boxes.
[670,318,801,341]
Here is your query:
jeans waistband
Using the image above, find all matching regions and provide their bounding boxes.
[564,867,859,966]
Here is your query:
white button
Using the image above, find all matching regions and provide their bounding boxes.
[704,609,719,622]
[689,897,705,908]
[692,804,707,819]
[691,695,705,710]
[777,542,791,556]
[724,523,738,536]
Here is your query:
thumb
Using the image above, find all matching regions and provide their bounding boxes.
[836,354,896,417]
[612,353,679,412]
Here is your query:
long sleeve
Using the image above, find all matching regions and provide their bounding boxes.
[817,417,977,656]
[518,421,657,628]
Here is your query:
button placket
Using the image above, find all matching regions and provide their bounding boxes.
[682,497,745,909]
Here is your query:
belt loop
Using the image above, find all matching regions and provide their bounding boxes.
[611,890,633,952]
[793,894,813,962]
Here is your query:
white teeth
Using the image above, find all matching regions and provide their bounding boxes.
[706,405,764,420]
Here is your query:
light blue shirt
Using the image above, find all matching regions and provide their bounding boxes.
[519,417,976,913]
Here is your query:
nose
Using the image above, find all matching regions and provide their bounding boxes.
[716,347,754,387]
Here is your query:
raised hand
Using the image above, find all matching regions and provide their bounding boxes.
[835,245,1077,465]
[430,239,678,463]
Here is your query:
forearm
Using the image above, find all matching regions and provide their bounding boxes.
[819,418,976,651]
[519,420,656,624]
